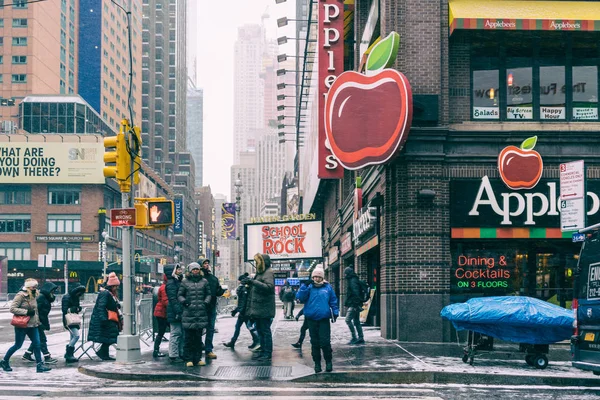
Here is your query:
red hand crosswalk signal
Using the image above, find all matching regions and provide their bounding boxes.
[147,200,174,226]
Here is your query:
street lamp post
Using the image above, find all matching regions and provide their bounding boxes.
[234,174,243,278]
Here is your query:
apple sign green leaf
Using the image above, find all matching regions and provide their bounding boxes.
[366,31,400,74]
[520,136,538,151]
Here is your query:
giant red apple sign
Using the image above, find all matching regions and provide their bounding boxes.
[498,136,543,190]
[325,31,412,170]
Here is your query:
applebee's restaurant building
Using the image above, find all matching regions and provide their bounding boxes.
[297,0,600,342]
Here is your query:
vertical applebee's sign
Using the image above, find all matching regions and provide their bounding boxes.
[318,0,345,179]
[325,32,413,170]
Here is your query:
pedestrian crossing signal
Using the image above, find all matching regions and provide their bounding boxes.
[147,200,174,226]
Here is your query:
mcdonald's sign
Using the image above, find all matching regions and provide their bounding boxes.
[69,271,78,279]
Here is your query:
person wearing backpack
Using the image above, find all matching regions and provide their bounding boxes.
[344,267,365,345]
[280,282,296,319]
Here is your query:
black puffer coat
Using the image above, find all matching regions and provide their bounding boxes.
[88,290,120,344]
[177,272,211,330]
[234,284,251,317]
[38,282,57,331]
[247,253,276,320]
[61,282,86,328]
[165,265,183,323]
[344,273,363,308]
[202,269,224,311]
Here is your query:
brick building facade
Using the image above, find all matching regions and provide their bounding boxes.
[304,0,600,342]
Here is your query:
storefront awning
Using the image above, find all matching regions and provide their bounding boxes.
[449,0,600,35]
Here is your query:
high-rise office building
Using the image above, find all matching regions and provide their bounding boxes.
[257,128,286,216]
[79,0,143,132]
[187,85,203,187]
[0,0,79,131]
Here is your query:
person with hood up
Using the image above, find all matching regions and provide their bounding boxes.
[243,253,275,361]
[344,266,365,345]
[0,278,51,373]
[200,258,225,360]
[296,267,339,373]
[178,262,211,367]
[22,281,59,364]
[88,272,121,361]
[61,282,86,363]
[223,272,259,350]
[153,271,169,358]
[279,281,296,319]
[165,264,184,362]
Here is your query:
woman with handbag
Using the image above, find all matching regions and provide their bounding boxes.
[88,272,122,361]
[61,282,86,363]
[0,278,51,373]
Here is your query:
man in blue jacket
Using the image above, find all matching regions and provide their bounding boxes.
[296,267,339,373]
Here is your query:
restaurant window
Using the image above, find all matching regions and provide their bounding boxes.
[0,214,31,233]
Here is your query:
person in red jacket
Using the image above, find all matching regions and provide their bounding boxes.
[153,275,169,358]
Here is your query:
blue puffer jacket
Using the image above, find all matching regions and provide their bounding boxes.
[296,282,339,321]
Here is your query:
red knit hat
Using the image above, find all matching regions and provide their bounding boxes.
[107,272,120,286]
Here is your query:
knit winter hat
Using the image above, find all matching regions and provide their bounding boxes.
[344,267,354,277]
[238,272,249,281]
[188,262,201,272]
[312,268,325,279]
[24,278,38,289]
[107,272,120,286]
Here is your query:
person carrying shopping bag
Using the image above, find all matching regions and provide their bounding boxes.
[88,272,122,361]
[0,278,52,373]
[61,282,86,363]
[22,281,59,365]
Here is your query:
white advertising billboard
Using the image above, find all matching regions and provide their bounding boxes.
[0,142,105,184]
[245,220,323,262]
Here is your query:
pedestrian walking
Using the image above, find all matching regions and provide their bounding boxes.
[153,273,169,358]
[279,281,296,319]
[21,282,58,365]
[0,278,51,373]
[344,266,365,345]
[223,273,259,350]
[296,268,339,373]
[200,258,225,360]
[291,308,309,348]
[61,282,86,363]
[88,272,122,361]
[244,253,275,361]
[177,262,211,367]
[165,264,184,363]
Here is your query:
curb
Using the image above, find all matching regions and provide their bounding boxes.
[291,370,600,387]
[77,366,210,382]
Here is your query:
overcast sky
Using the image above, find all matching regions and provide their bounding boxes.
[194,0,297,201]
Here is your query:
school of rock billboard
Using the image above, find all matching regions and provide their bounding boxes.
[244,220,323,262]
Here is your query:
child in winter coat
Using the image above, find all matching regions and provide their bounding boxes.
[296,268,339,373]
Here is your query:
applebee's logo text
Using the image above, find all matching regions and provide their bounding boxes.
[550,21,581,30]
[469,176,600,225]
[484,20,516,29]
[262,224,308,255]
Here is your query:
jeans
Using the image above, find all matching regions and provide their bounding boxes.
[4,327,42,363]
[154,317,168,351]
[345,306,364,340]
[183,328,204,364]
[307,318,332,364]
[168,322,184,358]
[67,327,80,347]
[255,318,273,355]
[27,326,49,356]
[230,316,258,344]
[283,301,294,318]
[297,319,309,344]
[204,309,217,353]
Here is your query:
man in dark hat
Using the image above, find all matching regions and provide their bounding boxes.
[200,258,225,360]
[223,273,259,349]
[344,266,365,345]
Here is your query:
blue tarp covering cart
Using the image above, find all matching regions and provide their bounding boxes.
[441,296,575,369]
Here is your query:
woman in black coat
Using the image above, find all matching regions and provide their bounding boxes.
[61,282,86,363]
[88,273,121,361]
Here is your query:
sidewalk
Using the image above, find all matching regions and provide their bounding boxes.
[78,305,600,386]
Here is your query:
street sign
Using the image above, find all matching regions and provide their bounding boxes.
[110,208,137,227]
[37,254,52,268]
[573,233,586,243]
[560,198,585,232]
[560,160,585,200]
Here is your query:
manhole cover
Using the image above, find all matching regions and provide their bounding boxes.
[214,366,292,379]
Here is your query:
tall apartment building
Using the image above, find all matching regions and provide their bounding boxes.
[187,85,203,187]
[0,0,79,131]
[185,0,198,85]
[79,0,143,132]
[257,128,286,216]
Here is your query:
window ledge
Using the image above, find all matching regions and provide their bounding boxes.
[450,121,600,132]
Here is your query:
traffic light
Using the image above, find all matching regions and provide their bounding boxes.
[103,131,131,192]
[147,200,174,226]
[132,126,142,185]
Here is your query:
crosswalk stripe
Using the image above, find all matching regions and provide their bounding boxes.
[1,397,443,400]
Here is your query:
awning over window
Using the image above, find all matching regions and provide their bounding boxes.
[449,0,600,35]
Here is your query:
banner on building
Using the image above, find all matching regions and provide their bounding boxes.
[244,220,323,261]
[221,203,236,240]
[173,198,183,234]
[0,142,105,184]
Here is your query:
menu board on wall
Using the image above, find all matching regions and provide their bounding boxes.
[451,248,518,294]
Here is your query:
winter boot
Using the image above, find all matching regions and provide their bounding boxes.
[36,362,51,373]
[0,359,12,372]
[325,361,333,372]
[44,355,59,365]
[153,350,166,358]
[314,362,322,373]
[65,345,78,363]
[291,342,302,349]
[223,341,235,349]
[256,352,272,362]
[21,351,35,362]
